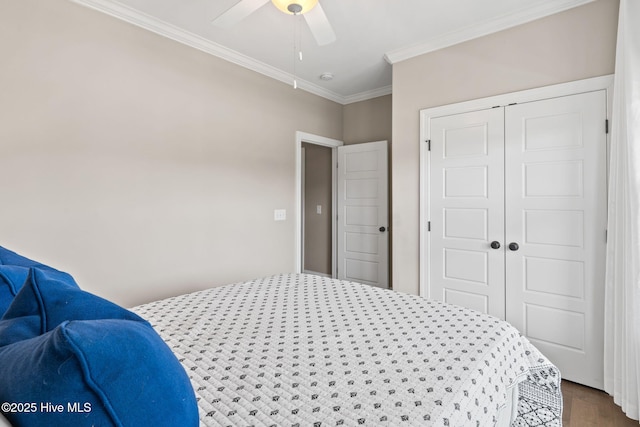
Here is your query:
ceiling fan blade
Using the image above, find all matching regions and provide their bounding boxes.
[211,0,270,28]
[303,3,336,46]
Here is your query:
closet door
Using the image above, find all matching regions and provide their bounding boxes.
[428,108,506,318]
[504,91,607,389]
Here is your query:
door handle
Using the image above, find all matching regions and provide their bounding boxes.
[490,241,501,249]
[379,226,386,232]
[508,242,519,251]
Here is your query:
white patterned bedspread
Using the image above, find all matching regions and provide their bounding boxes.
[133,274,561,427]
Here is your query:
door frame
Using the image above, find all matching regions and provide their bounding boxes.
[419,74,614,298]
[295,131,343,277]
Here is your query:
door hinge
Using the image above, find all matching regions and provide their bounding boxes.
[427,221,431,232]
[606,119,609,134]
[426,140,431,151]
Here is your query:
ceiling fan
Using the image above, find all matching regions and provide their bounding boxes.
[212,0,336,46]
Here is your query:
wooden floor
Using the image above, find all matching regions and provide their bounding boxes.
[562,380,639,426]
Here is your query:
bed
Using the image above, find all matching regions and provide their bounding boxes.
[133,273,562,427]
[0,245,561,426]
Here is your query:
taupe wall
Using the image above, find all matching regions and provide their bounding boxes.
[4,0,610,304]
[302,143,332,275]
[391,0,619,295]
[0,0,343,307]
[343,95,392,145]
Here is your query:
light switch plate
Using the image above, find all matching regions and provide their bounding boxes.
[316,205,322,214]
[274,209,286,221]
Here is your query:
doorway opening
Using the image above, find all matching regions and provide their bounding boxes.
[295,132,343,277]
[302,143,333,276]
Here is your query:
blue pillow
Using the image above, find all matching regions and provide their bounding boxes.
[0,246,78,318]
[0,268,141,347]
[0,266,30,317]
[0,319,199,427]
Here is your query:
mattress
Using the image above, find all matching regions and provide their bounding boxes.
[133,274,562,426]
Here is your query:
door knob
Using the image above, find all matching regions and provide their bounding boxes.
[490,241,501,249]
[379,226,386,232]
[508,242,519,251]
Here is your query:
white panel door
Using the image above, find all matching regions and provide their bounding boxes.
[428,108,506,318]
[426,90,607,389]
[337,141,389,288]
[504,91,607,389]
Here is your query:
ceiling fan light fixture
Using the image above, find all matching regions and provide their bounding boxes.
[271,0,318,15]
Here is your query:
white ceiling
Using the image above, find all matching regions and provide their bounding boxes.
[71,0,594,104]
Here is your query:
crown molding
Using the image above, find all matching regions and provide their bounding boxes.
[69,0,355,104]
[343,85,392,104]
[384,0,596,64]
[69,0,593,103]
